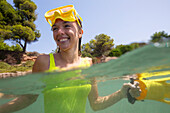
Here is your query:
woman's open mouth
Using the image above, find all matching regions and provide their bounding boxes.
[58,37,70,42]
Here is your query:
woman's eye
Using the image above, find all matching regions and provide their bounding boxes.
[65,24,70,28]
[52,27,58,31]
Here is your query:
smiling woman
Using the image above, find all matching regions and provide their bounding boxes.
[0,5,141,113]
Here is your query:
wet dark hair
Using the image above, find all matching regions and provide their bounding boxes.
[77,19,82,56]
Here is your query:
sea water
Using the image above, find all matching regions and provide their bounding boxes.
[0,41,170,113]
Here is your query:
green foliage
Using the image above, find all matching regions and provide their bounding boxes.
[0,40,23,51]
[0,12,4,21]
[12,25,35,40]
[151,31,170,43]
[82,34,114,57]
[13,0,26,8]
[21,60,34,67]
[108,48,122,57]
[0,0,21,25]
[0,0,41,52]
[108,44,139,57]
[23,20,36,30]
[0,60,34,73]
[81,43,93,57]
[116,44,133,54]
[20,1,37,13]
[0,61,11,69]
[0,28,13,40]
[11,44,23,51]
[34,30,41,41]
[81,33,145,58]
[81,51,93,57]
[93,34,114,57]
[130,43,140,49]
[0,61,13,73]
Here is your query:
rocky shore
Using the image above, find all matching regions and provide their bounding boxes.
[0,51,39,79]
[0,70,32,79]
[0,51,117,79]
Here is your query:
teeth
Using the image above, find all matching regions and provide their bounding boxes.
[60,39,68,42]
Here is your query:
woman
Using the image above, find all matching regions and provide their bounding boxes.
[33,5,140,112]
[0,5,140,113]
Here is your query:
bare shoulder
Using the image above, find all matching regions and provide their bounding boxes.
[32,54,49,73]
[36,54,49,61]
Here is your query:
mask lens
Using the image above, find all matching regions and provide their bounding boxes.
[47,6,73,16]
[46,10,56,16]
[61,6,72,12]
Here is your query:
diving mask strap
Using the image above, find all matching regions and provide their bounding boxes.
[74,10,82,27]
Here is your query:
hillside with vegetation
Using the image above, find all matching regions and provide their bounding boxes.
[0,51,39,73]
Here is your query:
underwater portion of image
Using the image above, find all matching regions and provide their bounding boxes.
[0,41,170,113]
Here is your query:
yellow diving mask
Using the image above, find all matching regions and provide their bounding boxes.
[44,5,83,27]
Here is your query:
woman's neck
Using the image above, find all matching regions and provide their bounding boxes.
[59,49,80,64]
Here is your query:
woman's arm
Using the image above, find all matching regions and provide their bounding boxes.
[0,94,38,113]
[0,93,17,99]
[0,55,49,113]
[88,78,140,111]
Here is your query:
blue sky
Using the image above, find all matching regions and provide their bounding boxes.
[6,0,170,53]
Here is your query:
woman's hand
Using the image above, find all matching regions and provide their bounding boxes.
[120,81,141,98]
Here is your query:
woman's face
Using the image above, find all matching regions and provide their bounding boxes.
[52,19,82,51]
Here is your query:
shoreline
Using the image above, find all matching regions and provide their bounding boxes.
[0,70,32,79]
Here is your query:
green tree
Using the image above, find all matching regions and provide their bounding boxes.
[0,0,40,52]
[93,34,114,57]
[116,44,133,54]
[81,43,93,57]
[82,34,114,57]
[130,43,140,49]
[151,31,170,43]
[108,48,122,57]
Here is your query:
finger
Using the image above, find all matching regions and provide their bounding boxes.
[123,83,139,91]
[130,84,136,89]
[129,88,141,97]
[136,85,140,89]
[134,81,139,87]
[123,83,132,88]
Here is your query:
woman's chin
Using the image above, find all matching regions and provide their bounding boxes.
[60,46,70,51]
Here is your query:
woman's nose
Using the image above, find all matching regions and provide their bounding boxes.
[57,27,65,35]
